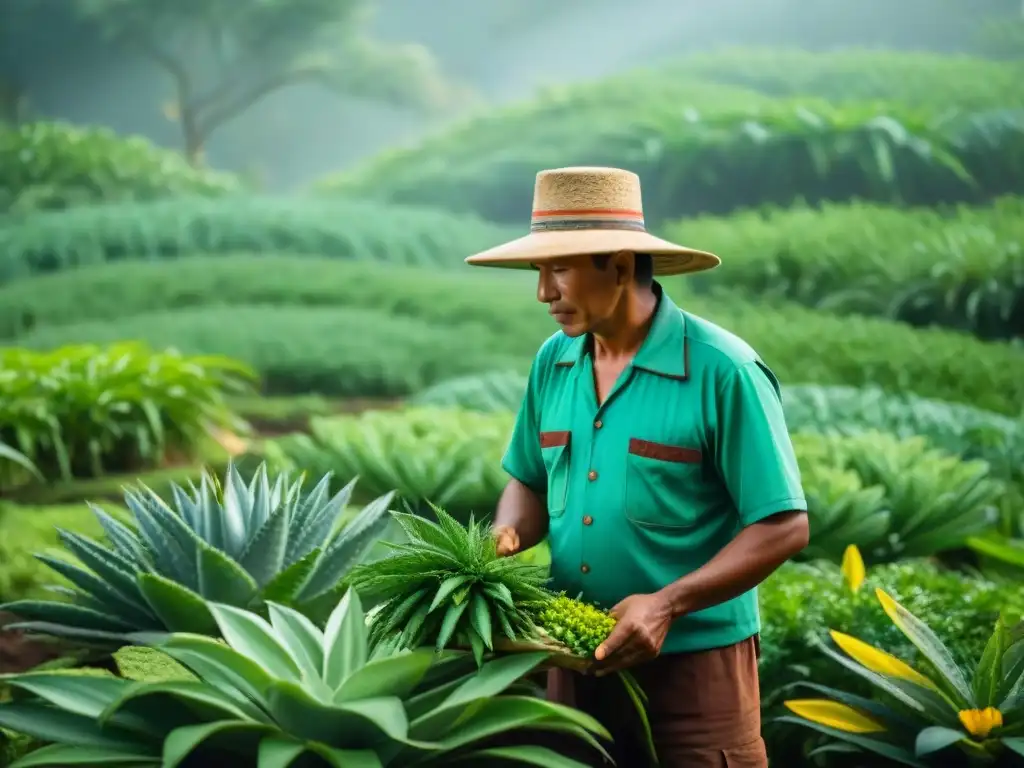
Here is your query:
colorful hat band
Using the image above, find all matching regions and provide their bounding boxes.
[530,208,647,233]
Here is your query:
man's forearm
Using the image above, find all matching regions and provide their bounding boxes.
[658,510,809,619]
[492,477,549,550]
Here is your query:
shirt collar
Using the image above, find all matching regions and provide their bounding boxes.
[554,281,689,381]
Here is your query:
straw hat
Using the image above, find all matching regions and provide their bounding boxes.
[465,166,720,275]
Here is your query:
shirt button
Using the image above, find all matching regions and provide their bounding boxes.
[583,515,593,526]
[588,470,598,481]
[581,564,590,574]
[594,419,603,429]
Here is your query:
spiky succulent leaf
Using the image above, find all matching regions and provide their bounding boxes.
[136,573,217,635]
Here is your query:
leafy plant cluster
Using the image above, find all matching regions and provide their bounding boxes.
[314,96,1024,225]
[0,122,240,217]
[0,196,515,284]
[664,196,1024,341]
[4,257,1022,414]
[260,407,1003,563]
[660,48,1024,111]
[0,342,255,487]
[759,560,1024,766]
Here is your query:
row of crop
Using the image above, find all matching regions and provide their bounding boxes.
[1,195,1020,341]
[257,405,1006,565]
[315,97,1024,225]
[2,257,1021,414]
[0,197,514,284]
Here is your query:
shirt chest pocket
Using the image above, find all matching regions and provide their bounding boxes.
[624,437,707,529]
[540,430,571,518]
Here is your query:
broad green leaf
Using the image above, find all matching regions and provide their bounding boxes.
[0,600,133,633]
[334,648,435,703]
[8,744,159,767]
[469,592,493,650]
[163,720,274,768]
[429,575,473,612]
[207,602,303,682]
[436,598,470,652]
[876,588,974,706]
[266,602,326,685]
[774,716,927,767]
[915,726,967,757]
[975,618,1009,708]
[0,701,151,751]
[197,543,260,606]
[322,589,369,690]
[303,742,383,768]
[257,737,306,768]
[265,679,408,746]
[437,651,550,711]
[102,680,259,727]
[137,573,217,634]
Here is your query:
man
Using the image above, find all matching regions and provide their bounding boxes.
[465,166,810,767]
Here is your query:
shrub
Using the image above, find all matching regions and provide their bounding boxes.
[6,258,1022,414]
[758,559,1024,766]
[0,343,254,486]
[411,371,528,413]
[0,196,515,283]
[10,304,526,398]
[0,121,240,216]
[314,96,1023,225]
[662,48,1024,111]
[262,408,1002,562]
[663,197,1024,342]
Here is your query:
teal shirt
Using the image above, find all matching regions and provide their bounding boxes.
[502,283,807,653]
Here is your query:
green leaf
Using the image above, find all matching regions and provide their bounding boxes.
[33,555,156,629]
[163,720,274,768]
[334,648,435,703]
[429,575,473,612]
[469,592,493,650]
[137,573,217,634]
[238,505,291,587]
[0,600,134,633]
[7,744,159,767]
[322,588,369,690]
[915,726,967,757]
[436,598,470,653]
[197,543,260,606]
[974,617,1010,708]
[266,602,326,684]
[303,743,383,768]
[265,679,408,745]
[102,680,259,728]
[257,736,307,768]
[260,547,322,605]
[443,745,596,768]
[207,602,303,682]
[0,701,151,752]
[437,651,550,710]
[54,529,154,615]
[774,716,927,767]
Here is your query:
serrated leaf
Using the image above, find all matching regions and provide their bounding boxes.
[137,573,217,634]
[196,543,259,607]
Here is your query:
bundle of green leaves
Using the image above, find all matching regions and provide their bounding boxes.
[0,342,255,485]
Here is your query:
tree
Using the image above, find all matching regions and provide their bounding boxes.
[73,0,460,165]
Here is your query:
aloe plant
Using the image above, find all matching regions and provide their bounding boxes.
[2,462,395,641]
[0,589,611,767]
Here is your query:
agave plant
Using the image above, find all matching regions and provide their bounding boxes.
[781,587,1024,765]
[2,463,395,641]
[0,589,612,767]
[348,507,551,663]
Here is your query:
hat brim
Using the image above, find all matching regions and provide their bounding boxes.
[464,229,720,276]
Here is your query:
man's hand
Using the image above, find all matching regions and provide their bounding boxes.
[592,593,674,676]
[493,525,520,557]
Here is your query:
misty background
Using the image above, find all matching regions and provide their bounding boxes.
[2,0,1021,189]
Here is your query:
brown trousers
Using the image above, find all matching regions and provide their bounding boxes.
[545,636,768,767]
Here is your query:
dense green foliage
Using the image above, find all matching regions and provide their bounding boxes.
[0,343,253,486]
[318,97,1020,224]
[4,257,1022,413]
[0,196,514,283]
[759,559,1024,766]
[665,197,1024,341]
[0,122,240,216]
[662,48,1024,110]
[263,407,1002,562]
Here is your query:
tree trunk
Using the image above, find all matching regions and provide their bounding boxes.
[180,105,206,167]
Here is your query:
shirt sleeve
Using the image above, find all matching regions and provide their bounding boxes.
[501,350,548,494]
[713,360,807,526]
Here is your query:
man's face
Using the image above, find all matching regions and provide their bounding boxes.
[533,252,628,337]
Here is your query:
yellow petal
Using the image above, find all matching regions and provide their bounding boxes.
[841,544,866,592]
[830,630,940,691]
[959,707,1003,739]
[785,699,887,734]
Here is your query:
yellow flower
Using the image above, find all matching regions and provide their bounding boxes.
[841,544,866,592]
[785,699,887,734]
[959,707,1003,739]
[830,630,940,692]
